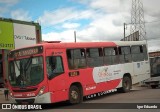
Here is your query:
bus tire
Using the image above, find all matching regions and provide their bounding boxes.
[151,85,158,89]
[118,76,132,93]
[69,85,82,104]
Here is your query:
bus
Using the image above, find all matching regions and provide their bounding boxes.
[8,41,150,104]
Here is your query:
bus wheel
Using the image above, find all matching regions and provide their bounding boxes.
[118,76,131,93]
[69,85,81,104]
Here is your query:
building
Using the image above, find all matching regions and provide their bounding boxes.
[0,17,41,87]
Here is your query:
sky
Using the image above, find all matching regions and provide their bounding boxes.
[0,0,160,51]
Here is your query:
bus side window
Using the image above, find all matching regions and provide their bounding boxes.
[46,56,64,79]
[131,45,144,62]
[143,45,148,60]
[67,49,86,70]
[104,47,118,65]
[87,48,103,67]
[119,46,132,63]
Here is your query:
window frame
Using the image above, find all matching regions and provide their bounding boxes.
[131,45,144,62]
[104,47,119,65]
[86,47,103,67]
[46,56,64,80]
[66,48,87,70]
[118,46,132,63]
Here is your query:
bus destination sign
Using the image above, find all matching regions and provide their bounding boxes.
[9,46,43,58]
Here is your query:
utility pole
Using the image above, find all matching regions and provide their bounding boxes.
[74,31,76,43]
[124,23,126,40]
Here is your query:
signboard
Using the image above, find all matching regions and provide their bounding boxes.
[9,46,43,58]
[0,21,14,49]
[13,23,36,49]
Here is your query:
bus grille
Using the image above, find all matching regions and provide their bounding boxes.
[15,99,35,104]
[13,88,37,92]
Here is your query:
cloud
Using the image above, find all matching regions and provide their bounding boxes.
[42,13,125,42]
[41,0,131,41]
[0,7,8,15]
[0,0,19,5]
[11,9,32,21]
[143,0,160,18]
[62,22,80,29]
[42,30,75,42]
[38,7,94,27]
[77,13,127,42]
[0,0,20,15]
[42,0,160,52]
[148,39,160,51]
[39,8,75,26]
[78,0,131,13]
[0,0,19,16]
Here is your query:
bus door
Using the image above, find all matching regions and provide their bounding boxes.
[132,45,148,83]
[45,49,67,102]
[119,46,134,77]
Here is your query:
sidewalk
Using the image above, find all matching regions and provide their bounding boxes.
[0,88,11,103]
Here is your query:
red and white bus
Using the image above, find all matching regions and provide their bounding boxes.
[8,41,150,104]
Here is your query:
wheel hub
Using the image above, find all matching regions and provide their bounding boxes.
[71,91,78,100]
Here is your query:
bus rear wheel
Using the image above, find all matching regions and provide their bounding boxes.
[69,85,82,104]
[118,76,132,93]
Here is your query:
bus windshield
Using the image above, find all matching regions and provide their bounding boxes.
[8,56,44,87]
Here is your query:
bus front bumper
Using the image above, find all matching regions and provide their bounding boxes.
[10,92,51,104]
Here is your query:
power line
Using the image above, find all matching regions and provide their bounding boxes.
[41,9,102,30]
[148,37,160,40]
[145,19,160,24]
[125,19,160,25]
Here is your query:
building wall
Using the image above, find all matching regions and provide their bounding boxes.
[0,18,42,87]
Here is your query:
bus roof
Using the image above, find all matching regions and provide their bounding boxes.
[114,41,146,46]
[41,41,116,49]
[10,41,147,52]
[39,41,147,49]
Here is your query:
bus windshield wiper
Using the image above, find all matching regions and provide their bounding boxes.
[24,56,32,72]
[14,58,20,71]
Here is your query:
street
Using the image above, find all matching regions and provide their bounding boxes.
[0,85,160,112]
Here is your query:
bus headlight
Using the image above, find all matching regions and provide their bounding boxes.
[38,86,45,96]
[10,92,13,96]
